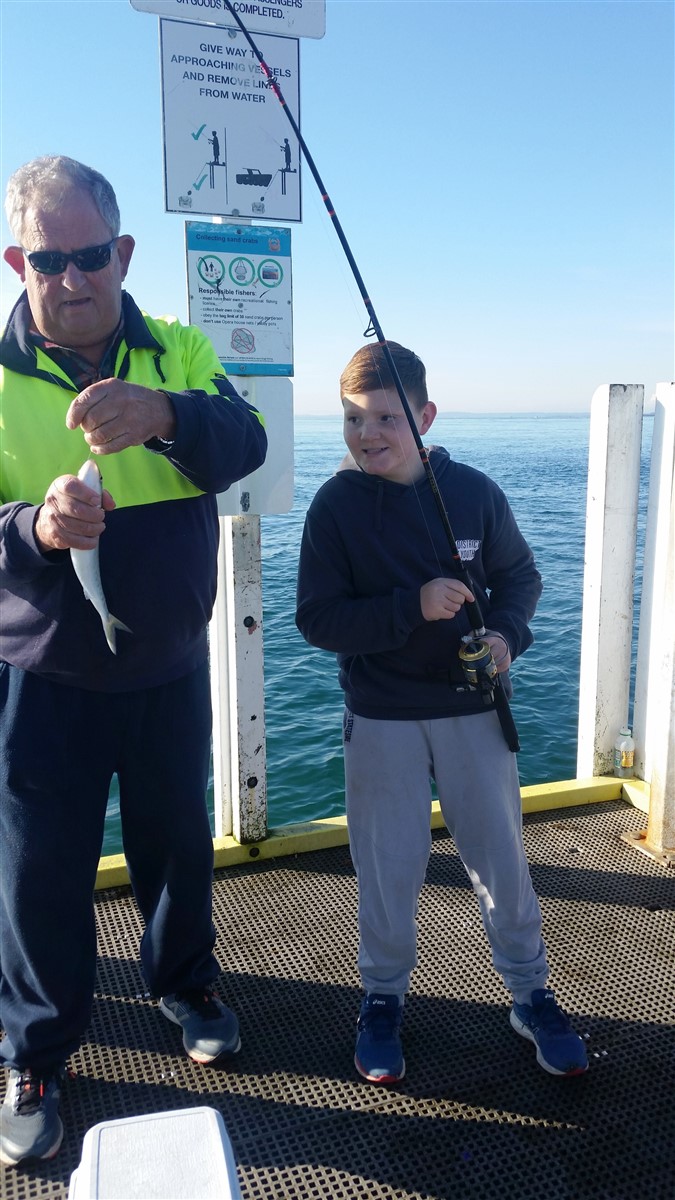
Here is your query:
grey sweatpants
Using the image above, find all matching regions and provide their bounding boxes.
[343,708,548,1004]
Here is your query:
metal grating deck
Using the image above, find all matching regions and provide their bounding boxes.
[2,800,674,1200]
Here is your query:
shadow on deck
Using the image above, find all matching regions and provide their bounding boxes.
[3,801,674,1200]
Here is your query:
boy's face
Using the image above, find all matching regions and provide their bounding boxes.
[342,387,436,484]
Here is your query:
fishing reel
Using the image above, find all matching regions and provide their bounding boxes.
[458,637,498,706]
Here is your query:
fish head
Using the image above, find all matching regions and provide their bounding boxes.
[77,458,103,497]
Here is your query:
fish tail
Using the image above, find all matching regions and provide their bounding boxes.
[104,614,133,655]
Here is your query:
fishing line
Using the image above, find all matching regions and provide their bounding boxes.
[222,2,519,752]
[298,164,447,578]
[348,362,449,582]
[284,149,446,574]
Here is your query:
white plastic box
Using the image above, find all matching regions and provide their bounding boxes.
[68,1106,241,1200]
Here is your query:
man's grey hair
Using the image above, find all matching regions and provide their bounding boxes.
[5,156,121,245]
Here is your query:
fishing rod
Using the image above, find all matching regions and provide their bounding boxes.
[222,2,519,752]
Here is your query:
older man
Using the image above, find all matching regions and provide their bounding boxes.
[0,156,267,1166]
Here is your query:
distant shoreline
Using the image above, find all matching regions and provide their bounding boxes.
[296,410,655,420]
[297,410,590,420]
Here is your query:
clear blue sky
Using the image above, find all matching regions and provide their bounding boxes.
[1,0,673,413]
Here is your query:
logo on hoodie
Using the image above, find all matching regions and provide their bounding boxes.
[456,539,480,562]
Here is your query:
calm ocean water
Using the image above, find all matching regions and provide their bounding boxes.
[103,411,652,855]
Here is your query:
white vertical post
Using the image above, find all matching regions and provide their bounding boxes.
[633,385,675,779]
[576,384,644,777]
[633,384,675,860]
[209,527,234,838]
[209,515,268,843]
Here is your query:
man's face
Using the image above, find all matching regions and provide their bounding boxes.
[342,387,436,485]
[5,188,134,361]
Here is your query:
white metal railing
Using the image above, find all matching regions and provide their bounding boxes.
[634,383,675,857]
[576,384,644,774]
[577,382,675,861]
[208,376,293,844]
[210,381,674,860]
[210,515,267,844]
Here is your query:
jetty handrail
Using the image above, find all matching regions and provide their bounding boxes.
[204,380,674,860]
[577,381,674,862]
[576,384,644,775]
[635,383,675,858]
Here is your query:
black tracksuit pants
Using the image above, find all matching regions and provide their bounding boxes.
[0,661,220,1071]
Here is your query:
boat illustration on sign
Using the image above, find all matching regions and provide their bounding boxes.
[236,167,273,187]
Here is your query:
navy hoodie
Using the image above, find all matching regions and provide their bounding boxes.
[295,447,542,720]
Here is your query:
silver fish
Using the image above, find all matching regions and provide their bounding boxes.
[70,459,131,654]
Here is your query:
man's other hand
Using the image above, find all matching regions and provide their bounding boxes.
[66,379,176,453]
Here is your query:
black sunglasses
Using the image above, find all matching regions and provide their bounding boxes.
[23,239,118,276]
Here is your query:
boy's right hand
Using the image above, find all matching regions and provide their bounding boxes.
[420,577,475,621]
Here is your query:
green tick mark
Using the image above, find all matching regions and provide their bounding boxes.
[193,174,208,190]
[192,124,206,140]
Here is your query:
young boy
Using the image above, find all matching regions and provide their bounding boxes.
[295,341,588,1084]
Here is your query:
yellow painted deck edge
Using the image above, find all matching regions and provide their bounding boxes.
[94,776,649,889]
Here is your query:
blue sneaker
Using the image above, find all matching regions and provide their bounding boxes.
[160,988,241,1063]
[0,1065,65,1166]
[354,993,405,1084]
[510,988,588,1076]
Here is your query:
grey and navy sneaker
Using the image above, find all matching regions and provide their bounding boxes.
[354,993,405,1084]
[159,988,241,1063]
[510,988,588,1076]
[0,1065,65,1166]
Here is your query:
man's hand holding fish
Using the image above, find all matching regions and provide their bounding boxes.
[34,469,116,553]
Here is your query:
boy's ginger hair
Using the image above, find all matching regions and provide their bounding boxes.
[339,341,429,411]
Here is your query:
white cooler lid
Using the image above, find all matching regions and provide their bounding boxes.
[68,1106,241,1200]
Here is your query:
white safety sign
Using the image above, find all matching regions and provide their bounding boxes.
[130,0,326,40]
[161,20,301,221]
[186,221,293,375]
